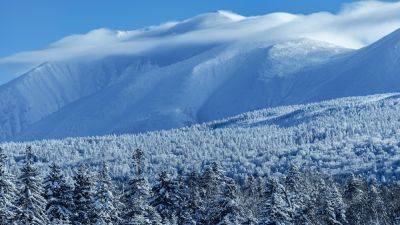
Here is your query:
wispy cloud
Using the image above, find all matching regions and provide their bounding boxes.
[1,1,400,74]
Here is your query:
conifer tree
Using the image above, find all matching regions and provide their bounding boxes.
[284,166,304,223]
[320,184,346,225]
[366,179,388,225]
[0,147,16,225]
[330,183,348,225]
[121,149,161,225]
[72,165,96,225]
[344,174,367,225]
[261,177,293,225]
[44,163,73,224]
[180,170,203,225]
[209,179,253,224]
[14,146,48,225]
[94,162,120,225]
[150,170,181,223]
[199,162,226,199]
[198,162,227,223]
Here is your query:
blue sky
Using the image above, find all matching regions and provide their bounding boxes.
[1,0,397,58]
[1,0,400,85]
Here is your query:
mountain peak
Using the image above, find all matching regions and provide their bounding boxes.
[158,11,245,36]
[214,10,245,21]
[362,28,400,53]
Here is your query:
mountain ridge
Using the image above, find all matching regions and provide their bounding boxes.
[1,22,400,141]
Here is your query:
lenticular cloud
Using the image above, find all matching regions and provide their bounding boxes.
[1,1,400,67]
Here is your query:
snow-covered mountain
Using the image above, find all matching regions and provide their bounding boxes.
[16,39,347,140]
[1,10,400,141]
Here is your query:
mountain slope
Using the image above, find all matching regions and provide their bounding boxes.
[0,60,128,139]
[0,43,216,140]
[284,28,400,104]
[18,39,347,140]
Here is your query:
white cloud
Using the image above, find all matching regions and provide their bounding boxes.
[1,1,400,74]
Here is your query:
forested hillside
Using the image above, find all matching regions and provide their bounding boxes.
[1,93,400,182]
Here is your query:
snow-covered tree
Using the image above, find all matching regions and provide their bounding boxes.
[330,183,348,225]
[365,178,389,225]
[260,177,293,225]
[121,149,161,225]
[284,165,306,223]
[94,162,120,225]
[44,163,73,224]
[150,170,181,223]
[179,170,203,225]
[320,183,347,225]
[0,147,16,225]
[72,165,96,225]
[14,146,48,225]
[209,179,254,224]
[344,174,367,225]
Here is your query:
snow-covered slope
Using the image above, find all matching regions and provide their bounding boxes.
[282,28,400,104]
[2,93,400,181]
[17,39,347,140]
[0,44,215,140]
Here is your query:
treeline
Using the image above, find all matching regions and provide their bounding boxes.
[1,147,400,225]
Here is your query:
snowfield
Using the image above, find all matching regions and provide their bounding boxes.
[2,93,400,182]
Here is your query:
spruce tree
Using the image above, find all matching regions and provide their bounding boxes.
[44,163,73,224]
[150,170,181,223]
[180,170,203,225]
[260,177,293,225]
[121,149,161,225]
[366,179,389,225]
[330,183,348,225]
[284,166,304,223]
[320,184,346,225]
[0,147,16,225]
[344,174,367,225]
[72,165,96,225]
[94,162,120,225]
[14,146,48,225]
[209,179,253,224]
[198,162,226,223]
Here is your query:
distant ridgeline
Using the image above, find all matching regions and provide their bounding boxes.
[1,93,400,183]
[0,147,397,225]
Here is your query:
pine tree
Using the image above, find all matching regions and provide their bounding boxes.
[94,162,120,225]
[260,177,293,225]
[14,146,48,225]
[150,170,181,223]
[121,149,161,225]
[44,163,73,224]
[72,165,96,225]
[0,147,16,225]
